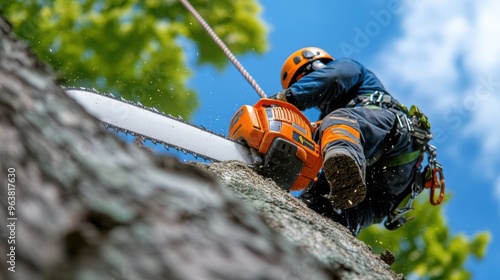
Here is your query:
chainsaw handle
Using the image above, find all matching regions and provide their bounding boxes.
[256,98,300,112]
[256,98,313,131]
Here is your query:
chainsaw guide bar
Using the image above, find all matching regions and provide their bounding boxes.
[65,87,253,163]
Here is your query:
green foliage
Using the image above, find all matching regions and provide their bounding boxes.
[358,195,490,279]
[3,0,268,118]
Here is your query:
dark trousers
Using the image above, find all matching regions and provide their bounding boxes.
[301,107,418,235]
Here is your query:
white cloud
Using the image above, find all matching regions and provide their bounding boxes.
[460,0,500,174]
[495,177,500,215]
[374,0,500,204]
[376,0,471,110]
[462,0,500,74]
[376,0,500,162]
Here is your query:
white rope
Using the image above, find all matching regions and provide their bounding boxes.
[179,0,267,98]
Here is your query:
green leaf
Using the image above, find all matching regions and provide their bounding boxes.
[357,195,491,279]
[4,0,268,119]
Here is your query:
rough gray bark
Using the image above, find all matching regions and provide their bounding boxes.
[0,15,399,280]
[196,162,401,280]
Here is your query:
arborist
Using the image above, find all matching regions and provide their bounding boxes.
[271,47,444,235]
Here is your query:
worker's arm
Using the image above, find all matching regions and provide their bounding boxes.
[288,58,363,111]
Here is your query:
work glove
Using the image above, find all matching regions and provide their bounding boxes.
[268,90,287,101]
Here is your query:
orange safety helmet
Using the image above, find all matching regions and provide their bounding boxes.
[280,47,334,89]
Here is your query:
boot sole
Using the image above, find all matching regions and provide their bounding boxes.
[324,153,366,209]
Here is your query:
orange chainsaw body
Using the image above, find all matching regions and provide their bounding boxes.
[228,98,323,192]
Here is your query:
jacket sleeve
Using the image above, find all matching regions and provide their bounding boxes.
[288,59,363,111]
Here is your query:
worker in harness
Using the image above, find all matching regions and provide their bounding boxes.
[271,47,444,235]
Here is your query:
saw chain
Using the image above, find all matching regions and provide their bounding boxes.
[65,87,240,162]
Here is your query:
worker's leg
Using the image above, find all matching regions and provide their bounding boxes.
[318,107,396,209]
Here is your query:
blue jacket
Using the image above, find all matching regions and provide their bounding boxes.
[290,58,420,234]
[288,58,387,118]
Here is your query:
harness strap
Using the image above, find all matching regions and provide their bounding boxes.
[346,91,397,110]
[349,91,433,169]
[353,92,421,167]
[366,117,422,168]
[377,149,422,167]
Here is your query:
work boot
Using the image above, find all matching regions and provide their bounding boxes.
[323,149,366,209]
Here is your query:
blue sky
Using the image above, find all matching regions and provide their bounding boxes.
[153,0,500,278]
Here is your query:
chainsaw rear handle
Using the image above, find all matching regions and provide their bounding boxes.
[259,98,322,133]
[255,98,315,130]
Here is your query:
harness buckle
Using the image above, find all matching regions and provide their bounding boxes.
[365,91,391,107]
[384,185,419,230]
[395,111,433,145]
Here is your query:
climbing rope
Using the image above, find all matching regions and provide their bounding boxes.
[179,0,267,98]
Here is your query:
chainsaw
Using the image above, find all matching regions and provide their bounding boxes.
[64,0,324,192]
[66,88,323,192]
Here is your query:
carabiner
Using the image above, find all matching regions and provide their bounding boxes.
[425,167,445,205]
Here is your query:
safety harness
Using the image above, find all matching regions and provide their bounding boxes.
[348,91,446,230]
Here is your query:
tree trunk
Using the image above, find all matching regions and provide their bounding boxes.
[0,15,399,280]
